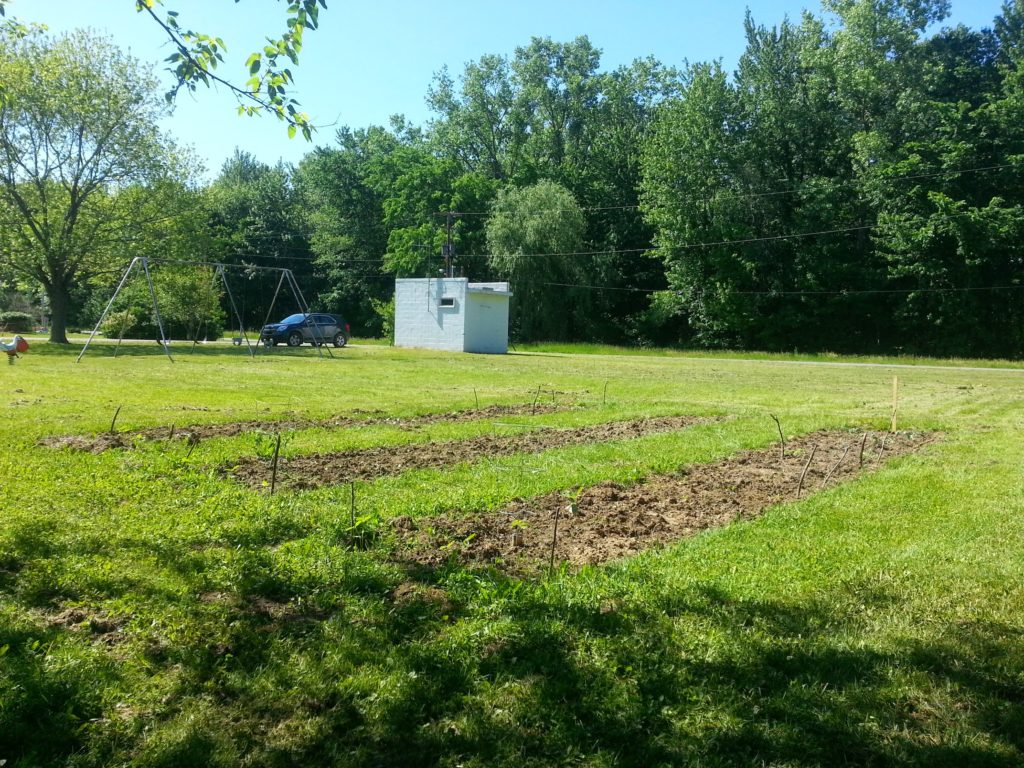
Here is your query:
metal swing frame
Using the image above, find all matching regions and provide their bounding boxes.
[76,257,333,362]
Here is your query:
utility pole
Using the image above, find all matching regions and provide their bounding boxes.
[441,211,457,278]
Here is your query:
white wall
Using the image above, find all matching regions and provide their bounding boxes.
[394,278,467,351]
[464,288,510,354]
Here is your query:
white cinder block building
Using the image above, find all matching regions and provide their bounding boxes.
[394,278,512,354]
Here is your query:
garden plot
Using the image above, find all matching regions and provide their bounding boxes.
[38,403,570,453]
[228,415,712,490]
[397,430,935,572]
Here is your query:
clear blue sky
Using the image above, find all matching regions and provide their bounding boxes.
[14,0,1009,178]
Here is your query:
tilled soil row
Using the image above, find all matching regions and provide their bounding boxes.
[395,430,936,572]
[39,403,569,453]
[229,415,711,490]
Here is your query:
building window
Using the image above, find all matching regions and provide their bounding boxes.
[439,297,455,308]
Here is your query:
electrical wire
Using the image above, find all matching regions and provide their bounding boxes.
[530,281,1024,297]
[434,162,1019,217]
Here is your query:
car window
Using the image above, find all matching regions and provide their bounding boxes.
[280,313,306,324]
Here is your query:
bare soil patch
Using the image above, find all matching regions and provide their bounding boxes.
[396,430,936,572]
[228,415,710,491]
[46,606,127,644]
[38,403,570,453]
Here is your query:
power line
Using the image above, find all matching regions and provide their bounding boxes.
[532,281,1024,297]
[438,162,1019,217]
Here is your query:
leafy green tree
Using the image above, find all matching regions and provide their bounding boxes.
[641,0,1024,356]
[0,1,326,138]
[486,180,586,340]
[296,122,498,335]
[135,0,326,139]
[100,264,226,341]
[641,61,745,346]
[428,55,530,182]
[428,41,677,343]
[205,150,312,327]
[295,131,391,334]
[0,27,185,342]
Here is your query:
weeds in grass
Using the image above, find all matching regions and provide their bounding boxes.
[1,342,1022,766]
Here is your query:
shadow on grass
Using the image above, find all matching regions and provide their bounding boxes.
[5,554,1023,767]
[26,340,338,360]
[0,618,117,766]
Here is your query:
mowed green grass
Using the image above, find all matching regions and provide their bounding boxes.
[1,341,1022,767]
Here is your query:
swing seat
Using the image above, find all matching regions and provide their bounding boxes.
[232,337,243,346]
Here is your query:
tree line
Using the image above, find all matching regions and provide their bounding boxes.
[2,0,1022,356]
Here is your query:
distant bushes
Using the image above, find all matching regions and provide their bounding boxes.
[0,311,34,333]
[97,266,227,341]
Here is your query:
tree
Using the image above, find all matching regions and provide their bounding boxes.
[295,132,390,334]
[428,55,530,182]
[0,27,185,343]
[133,0,327,140]
[205,150,312,328]
[0,0,326,139]
[486,180,585,340]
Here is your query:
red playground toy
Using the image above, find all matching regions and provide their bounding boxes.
[1,335,29,364]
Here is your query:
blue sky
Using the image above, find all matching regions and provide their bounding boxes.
[15,1,1009,178]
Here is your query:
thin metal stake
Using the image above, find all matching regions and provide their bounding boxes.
[770,414,785,460]
[110,405,123,434]
[549,504,566,573]
[821,445,852,487]
[270,433,282,495]
[797,446,817,499]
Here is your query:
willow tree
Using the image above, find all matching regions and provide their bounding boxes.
[486,179,585,340]
[0,27,179,342]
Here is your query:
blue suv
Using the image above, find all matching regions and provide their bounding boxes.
[260,313,349,347]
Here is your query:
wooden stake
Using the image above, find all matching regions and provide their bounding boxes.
[874,432,890,466]
[890,375,899,433]
[821,444,852,487]
[269,433,282,495]
[110,405,123,434]
[602,380,609,406]
[858,432,868,468]
[549,503,568,573]
[770,414,785,460]
[797,446,817,499]
[169,424,175,441]
[473,388,479,409]
[532,385,541,415]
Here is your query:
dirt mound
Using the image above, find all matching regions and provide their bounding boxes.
[39,403,570,454]
[397,430,936,572]
[229,415,712,491]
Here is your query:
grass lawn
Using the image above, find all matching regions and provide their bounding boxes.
[1,341,1022,767]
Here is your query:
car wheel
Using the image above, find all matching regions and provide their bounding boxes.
[333,332,348,348]
[287,331,303,347]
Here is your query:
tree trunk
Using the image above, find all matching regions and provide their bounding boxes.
[47,282,72,344]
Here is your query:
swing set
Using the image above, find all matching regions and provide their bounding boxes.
[77,257,335,363]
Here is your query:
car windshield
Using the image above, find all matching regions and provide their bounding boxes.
[279,314,307,324]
